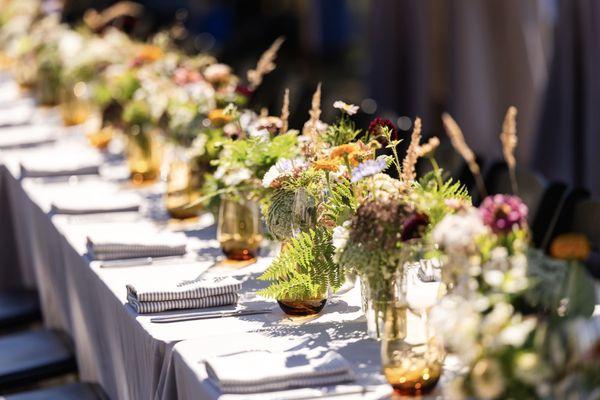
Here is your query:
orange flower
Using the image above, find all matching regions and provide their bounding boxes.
[330,142,373,166]
[550,233,591,261]
[137,45,164,63]
[208,109,233,126]
[330,143,358,159]
[313,159,341,172]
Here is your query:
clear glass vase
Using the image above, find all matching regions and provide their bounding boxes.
[380,266,446,396]
[60,81,92,126]
[165,146,202,219]
[217,197,263,261]
[125,126,164,185]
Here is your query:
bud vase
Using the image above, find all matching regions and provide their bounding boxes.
[125,126,164,185]
[60,81,91,126]
[165,146,202,219]
[217,198,262,261]
[379,264,445,396]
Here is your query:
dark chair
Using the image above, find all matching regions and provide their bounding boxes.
[3,382,106,400]
[485,162,567,248]
[0,330,76,392]
[542,187,590,251]
[0,289,40,333]
[546,193,600,279]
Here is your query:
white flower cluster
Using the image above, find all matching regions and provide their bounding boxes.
[261,158,306,188]
[432,207,488,256]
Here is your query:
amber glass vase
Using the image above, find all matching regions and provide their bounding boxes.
[165,147,202,219]
[276,189,328,317]
[380,267,445,396]
[277,298,327,316]
[60,81,91,126]
[217,198,262,261]
[125,126,164,185]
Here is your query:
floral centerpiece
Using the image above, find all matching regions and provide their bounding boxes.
[431,106,599,399]
[257,95,372,315]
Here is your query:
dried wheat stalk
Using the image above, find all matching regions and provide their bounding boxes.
[500,106,518,195]
[280,88,290,134]
[401,117,422,182]
[302,83,322,139]
[247,36,285,90]
[442,112,487,197]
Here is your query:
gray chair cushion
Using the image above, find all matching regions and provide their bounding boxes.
[0,330,76,390]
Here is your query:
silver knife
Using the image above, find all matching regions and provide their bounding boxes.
[99,255,188,268]
[150,308,273,323]
[270,387,376,400]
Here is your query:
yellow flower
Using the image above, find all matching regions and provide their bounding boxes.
[208,109,233,126]
[550,233,591,261]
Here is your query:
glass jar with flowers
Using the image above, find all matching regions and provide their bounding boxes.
[163,70,218,218]
[60,80,92,126]
[122,100,164,184]
[201,103,298,261]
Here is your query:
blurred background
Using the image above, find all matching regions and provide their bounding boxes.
[59,0,600,194]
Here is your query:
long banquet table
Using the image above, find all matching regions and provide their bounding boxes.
[0,76,405,400]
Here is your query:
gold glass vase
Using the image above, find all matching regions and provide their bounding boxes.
[380,266,445,396]
[125,126,164,185]
[165,147,202,219]
[60,81,92,126]
[217,198,262,261]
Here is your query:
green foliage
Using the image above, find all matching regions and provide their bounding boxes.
[258,227,342,300]
[322,176,358,225]
[122,100,151,127]
[323,114,361,146]
[411,171,470,227]
[113,71,140,104]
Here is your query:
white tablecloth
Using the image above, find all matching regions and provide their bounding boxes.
[0,88,379,399]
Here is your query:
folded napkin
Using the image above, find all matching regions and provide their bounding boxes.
[205,350,355,394]
[127,275,242,302]
[126,275,242,314]
[86,231,188,261]
[20,156,101,178]
[127,292,239,314]
[0,125,56,150]
[0,99,34,127]
[51,193,140,215]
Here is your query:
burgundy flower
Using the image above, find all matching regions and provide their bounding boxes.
[368,117,398,142]
[402,212,429,241]
[235,84,254,98]
[479,194,528,233]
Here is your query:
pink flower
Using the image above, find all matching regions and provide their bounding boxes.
[479,194,528,233]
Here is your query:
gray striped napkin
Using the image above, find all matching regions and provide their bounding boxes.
[20,161,100,178]
[205,350,355,394]
[51,193,140,215]
[127,292,239,314]
[86,232,187,261]
[126,275,242,302]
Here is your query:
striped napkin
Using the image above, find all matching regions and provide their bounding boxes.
[20,159,101,178]
[205,350,355,394]
[0,125,56,150]
[86,231,187,261]
[126,275,242,314]
[51,193,140,215]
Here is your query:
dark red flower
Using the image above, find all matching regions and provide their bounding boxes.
[235,84,254,98]
[401,212,429,241]
[368,117,398,142]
